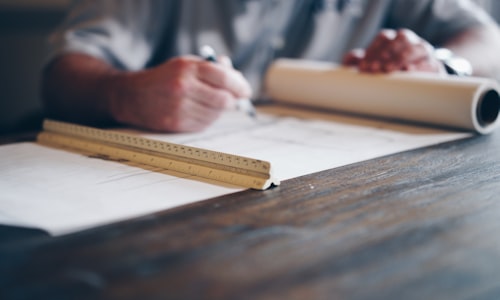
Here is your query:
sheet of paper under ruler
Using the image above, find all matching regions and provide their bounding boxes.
[0,105,470,235]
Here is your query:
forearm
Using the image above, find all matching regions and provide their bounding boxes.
[42,53,122,126]
[443,24,500,79]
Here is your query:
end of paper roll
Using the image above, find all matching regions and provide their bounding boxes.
[476,89,500,133]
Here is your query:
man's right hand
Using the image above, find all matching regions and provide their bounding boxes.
[108,55,252,132]
[43,53,252,132]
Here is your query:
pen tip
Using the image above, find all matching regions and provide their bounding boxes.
[249,110,257,119]
[200,45,216,59]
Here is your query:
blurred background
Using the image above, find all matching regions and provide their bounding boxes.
[0,0,499,135]
[0,0,68,135]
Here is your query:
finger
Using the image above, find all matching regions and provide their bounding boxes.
[404,56,447,74]
[196,62,252,99]
[159,94,222,132]
[394,29,436,65]
[218,55,233,68]
[342,49,365,66]
[370,29,397,50]
[395,28,421,45]
[366,29,431,73]
[394,32,422,59]
[359,60,382,73]
[361,29,397,72]
[217,56,245,95]
[364,29,397,60]
[186,77,236,109]
[181,99,223,131]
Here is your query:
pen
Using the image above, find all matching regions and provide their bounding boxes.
[199,45,257,118]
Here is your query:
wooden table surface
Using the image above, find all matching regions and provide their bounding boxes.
[1,130,500,300]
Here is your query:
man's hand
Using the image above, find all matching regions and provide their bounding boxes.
[342,28,446,74]
[109,55,252,132]
[43,53,252,133]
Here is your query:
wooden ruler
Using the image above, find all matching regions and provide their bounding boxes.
[37,119,278,190]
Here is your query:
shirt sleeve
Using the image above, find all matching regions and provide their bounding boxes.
[46,0,174,70]
[386,0,496,46]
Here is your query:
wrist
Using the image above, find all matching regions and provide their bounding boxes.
[103,70,134,126]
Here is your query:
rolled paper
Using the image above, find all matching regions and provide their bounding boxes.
[264,59,500,134]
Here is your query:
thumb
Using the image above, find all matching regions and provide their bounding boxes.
[218,55,233,68]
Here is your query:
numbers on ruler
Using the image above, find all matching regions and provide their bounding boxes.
[48,119,272,172]
[37,131,272,190]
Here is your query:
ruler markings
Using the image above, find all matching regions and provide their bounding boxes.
[38,120,278,190]
[43,120,269,172]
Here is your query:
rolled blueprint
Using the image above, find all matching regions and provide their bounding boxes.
[264,59,500,134]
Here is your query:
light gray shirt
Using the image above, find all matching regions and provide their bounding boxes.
[48,0,493,94]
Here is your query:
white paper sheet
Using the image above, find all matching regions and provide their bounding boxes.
[0,105,470,235]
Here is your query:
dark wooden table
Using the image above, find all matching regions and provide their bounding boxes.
[1,130,500,300]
